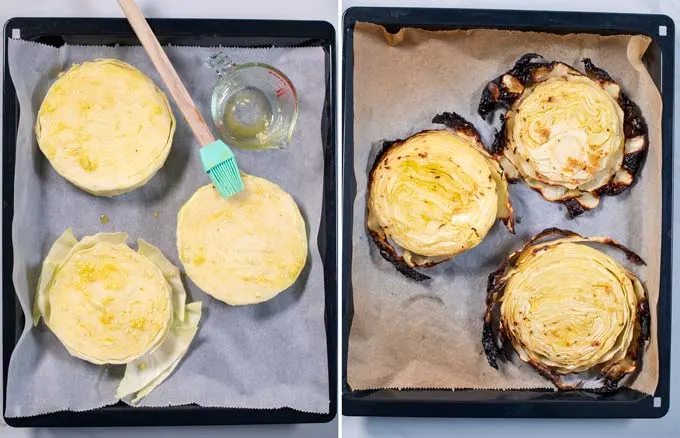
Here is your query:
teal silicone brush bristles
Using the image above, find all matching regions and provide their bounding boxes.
[200,140,244,198]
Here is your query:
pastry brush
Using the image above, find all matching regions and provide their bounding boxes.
[117,0,244,198]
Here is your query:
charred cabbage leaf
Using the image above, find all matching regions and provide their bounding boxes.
[483,228,650,392]
[478,54,648,217]
[367,112,514,280]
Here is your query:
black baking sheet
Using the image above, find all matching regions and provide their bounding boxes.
[2,17,337,427]
[342,7,673,419]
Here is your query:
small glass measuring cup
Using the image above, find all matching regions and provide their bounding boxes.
[207,52,299,150]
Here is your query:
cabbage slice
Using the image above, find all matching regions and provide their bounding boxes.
[34,230,201,401]
[478,55,649,217]
[483,228,650,391]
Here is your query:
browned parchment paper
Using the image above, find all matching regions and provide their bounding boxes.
[348,22,661,394]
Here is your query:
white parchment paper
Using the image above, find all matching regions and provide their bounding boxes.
[5,39,329,417]
[347,23,661,394]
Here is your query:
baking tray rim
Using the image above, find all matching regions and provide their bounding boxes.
[341,6,674,419]
[2,16,337,427]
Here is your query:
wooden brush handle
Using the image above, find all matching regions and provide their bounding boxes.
[117,0,215,146]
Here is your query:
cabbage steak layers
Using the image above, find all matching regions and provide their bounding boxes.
[177,174,308,305]
[367,112,514,281]
[34,230,201,403]
[36,59,175,196]
[478,54,648,217]
[483,228,650,392]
